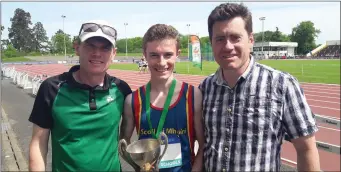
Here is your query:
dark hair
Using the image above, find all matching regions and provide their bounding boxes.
[208,3,253,41]
[142,24,180,52]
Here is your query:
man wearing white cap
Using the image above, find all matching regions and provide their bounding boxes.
[28,20,132,172]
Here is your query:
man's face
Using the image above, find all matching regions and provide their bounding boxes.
[143,38,180,80]
[75,37,116,74]
[211,16,254,72]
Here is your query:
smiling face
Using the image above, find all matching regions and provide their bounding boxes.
[75,37,116,75]
[143,38,180,80]
[211,16,254,73]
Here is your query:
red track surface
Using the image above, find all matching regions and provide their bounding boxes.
[8,64,341,171]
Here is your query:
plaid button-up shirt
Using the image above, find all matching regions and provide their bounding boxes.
[198,57,318,171]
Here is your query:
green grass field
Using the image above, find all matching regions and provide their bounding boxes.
[259,60,340,84]
[2,56,339,84]
[109,59,340,85]
[1,57,33,62]
[116,53,142,57]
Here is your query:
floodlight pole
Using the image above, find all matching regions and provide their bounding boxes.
[186,24,190,73]
[61,15,66,62]
[124,23,128,58]
[260,17,266,59]
[186,24,191,60]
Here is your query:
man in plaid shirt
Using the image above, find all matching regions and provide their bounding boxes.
[199,3,320,172]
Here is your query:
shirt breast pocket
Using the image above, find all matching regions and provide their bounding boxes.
[203,99,223,115]
[234,96,282,142]
[203,100,223,137]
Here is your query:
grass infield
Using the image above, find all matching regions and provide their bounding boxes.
[109,59,340,85]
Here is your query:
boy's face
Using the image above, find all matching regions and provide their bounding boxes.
[143,38,180,80]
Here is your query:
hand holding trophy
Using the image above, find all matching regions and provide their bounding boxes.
[119,132,168,172]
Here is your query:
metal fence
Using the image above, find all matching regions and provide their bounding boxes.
[201,43,214,61]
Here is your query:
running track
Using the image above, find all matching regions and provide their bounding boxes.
[6,64,341,171]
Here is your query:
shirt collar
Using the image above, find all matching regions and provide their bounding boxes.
[214,55,255,86]
[67,65,111,90]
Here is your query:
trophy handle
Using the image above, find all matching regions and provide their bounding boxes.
[118,139,140,172]
[157,132,168,162]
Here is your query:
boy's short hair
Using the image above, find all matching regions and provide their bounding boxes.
[142,24,180,52]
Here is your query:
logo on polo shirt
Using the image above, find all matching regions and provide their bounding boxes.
[106,95,114,103]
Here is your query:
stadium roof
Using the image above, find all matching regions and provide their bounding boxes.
[254,42,298,47]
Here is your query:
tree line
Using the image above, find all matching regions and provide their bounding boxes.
[1,8,321,58]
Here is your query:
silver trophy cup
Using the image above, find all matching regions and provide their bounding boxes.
[119,132,168,171]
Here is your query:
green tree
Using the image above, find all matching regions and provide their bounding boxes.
[270,27,282,42]
[71,36,80,50]
[290,21,320,54]
[199,36,210,53]
[51,29,72,54]
[1,39,10,52]
[179,34,189,53]
[200,36,210,45]
[3,44,19,58]
[32,22,49,52]
[280,34,291,42]
[254,31,275,42]
[47,41,55,54]
[116,37,143,54]
[115,39,126,54]
[72,36,79,44]
[0,25,4,35]
[1,25,8,51]
[129,37,143,53]
[8,8,34,52]
[253,27,291,42]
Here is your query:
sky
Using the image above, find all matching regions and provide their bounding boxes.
[1,1,340,45]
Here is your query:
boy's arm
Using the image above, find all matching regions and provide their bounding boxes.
[120,93,135,144]
[191,87,204,172]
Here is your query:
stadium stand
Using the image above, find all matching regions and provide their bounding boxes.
[311,40,340,59]
[314,45,340,58]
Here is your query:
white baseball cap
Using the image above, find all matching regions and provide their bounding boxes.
[78,20,117,46]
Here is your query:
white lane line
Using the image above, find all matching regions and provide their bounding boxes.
[281,158,297,165]
[307,99,341,104]
[316,114,340,120]
[304,90,340,96]
[303,88,340,94]
[306,94,340,99]
[310,105,340,111]
[300,82,341,86]
[318,125,341,132]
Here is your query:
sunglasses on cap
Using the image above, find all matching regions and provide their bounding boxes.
[78,23,117,40]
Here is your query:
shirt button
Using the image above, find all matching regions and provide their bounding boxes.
[227,108,232,112]
[225,147,229,152]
